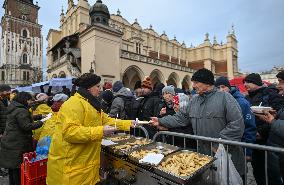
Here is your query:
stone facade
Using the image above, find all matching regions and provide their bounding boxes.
[260,66,284,84]
[47,0,239,90]
[0,0,43,87]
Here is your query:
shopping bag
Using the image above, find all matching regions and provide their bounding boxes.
[213,144,243,185]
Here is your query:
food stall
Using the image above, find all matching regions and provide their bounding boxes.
[100,134,215,185]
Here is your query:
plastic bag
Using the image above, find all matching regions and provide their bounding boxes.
[32,136,52,162]
[213,144,243,185]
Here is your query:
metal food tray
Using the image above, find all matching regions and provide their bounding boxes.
[128,142,180,164]
[109,137,153,156]
[153,150,215,185]
[104,133,133,143]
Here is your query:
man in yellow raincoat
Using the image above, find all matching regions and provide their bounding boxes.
[47,73,134,185]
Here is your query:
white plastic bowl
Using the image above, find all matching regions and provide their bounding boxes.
[251,106,272,114]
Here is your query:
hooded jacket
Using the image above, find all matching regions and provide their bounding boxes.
[231,88,256,156]
[0,101,43,168]
[109,87,134,119]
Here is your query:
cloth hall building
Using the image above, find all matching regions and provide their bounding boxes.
[46,0,239,89]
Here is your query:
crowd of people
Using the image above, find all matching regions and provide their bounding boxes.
[0,68,283,185]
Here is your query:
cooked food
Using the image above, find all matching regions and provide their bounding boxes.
[158,152,211,177]
[130,148,174,160]
[113,139,151,151]
[106,135,131,142]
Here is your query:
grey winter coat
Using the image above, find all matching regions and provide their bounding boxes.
[159,111,190,128]
[0,101,43,169]
[189,88,245,175]
[109,87,134,119]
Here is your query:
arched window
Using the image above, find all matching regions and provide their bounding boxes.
[52,74,58,78]
[59,71,66,78]
[22,29,28,38]
[21,15,27,20]
[22,54,27,64]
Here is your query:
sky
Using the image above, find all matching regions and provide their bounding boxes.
[1,0,284,74]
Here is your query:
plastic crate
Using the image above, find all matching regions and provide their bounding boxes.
[22,152,47,183]
[21,173,46,185]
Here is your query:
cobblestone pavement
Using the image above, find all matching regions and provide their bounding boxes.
[0,163,258,185]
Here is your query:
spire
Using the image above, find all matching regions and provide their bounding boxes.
[60,5,65,22]
[149,24,153,29]
[61,5,64,15]
[174,35,177,40]
[204,33,209,41]
[213,35,218,45]
[231,24,235,35]
[117,9,121,16]
[134,18,138,23]
[162,31,166,35]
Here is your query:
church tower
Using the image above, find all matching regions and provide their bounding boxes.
[0,0,43,87]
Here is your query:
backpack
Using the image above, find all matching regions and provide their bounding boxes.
[117,96,140,120]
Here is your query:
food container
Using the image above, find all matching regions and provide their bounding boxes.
[251,106,272,114]
[109,137,153,156]
[153,150,215,184]
[128,142,180,164]
[104,133,132,142]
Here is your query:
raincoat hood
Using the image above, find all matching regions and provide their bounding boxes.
[115,87,133,97]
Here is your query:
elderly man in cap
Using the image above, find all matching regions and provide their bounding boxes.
[244,73,284,185]
[189,68,245,177]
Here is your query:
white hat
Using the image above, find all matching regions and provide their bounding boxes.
[52,93,69,102]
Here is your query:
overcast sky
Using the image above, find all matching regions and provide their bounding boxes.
[1,0,284,73]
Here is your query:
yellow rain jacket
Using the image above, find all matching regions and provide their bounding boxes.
[33,103,52,140]
[38,112,59,140]
[46,93,131,185]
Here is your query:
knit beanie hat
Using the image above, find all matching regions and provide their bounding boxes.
[73,73,101,89]
[276,71,284,80]
[215,76,231,89]
[112,81,124,93]
[244,73,263,86]
[191,68,215,85]
[162,85,175,95]
[0,84,11,93]
[142,76,152,90]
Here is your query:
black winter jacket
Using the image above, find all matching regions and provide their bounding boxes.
[156,100,175,118]
[246,86,284,143]
[138,92,161,121]
[0,101,43,168]
[0,99,9,134]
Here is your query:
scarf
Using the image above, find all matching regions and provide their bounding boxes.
[77,87,102,113]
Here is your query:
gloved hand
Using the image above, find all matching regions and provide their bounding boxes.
[103,126,117,136]
[33,114,43,121]
[40,113,52,122]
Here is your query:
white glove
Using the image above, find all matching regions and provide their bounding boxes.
[103,125,117,136]
[40,113,52,122]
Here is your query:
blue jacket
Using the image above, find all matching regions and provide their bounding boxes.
[231,88,256,156]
